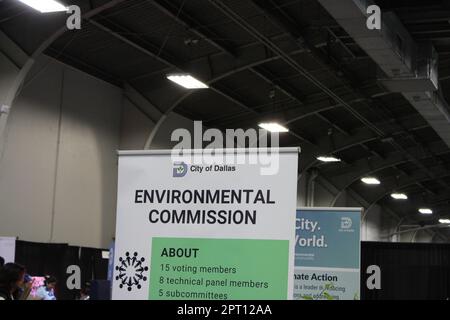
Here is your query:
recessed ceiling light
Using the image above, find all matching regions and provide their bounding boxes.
[18,0,67,13]
[361,177,381,185]
[166,74,208,89]
[391,193,408,200]
[258,122,289,133]
[317,156,341,163]
[439,219,450,224]
[419,208,433,215]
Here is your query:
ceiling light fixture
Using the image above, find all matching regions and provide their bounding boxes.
[317,156,341,163]
[18,0,67,13]
[258,122,289,133]
[439,219,450,224]
[166,74,208,89]
[419,208,433,215]
[361,177,381,185]
[391,193,408,200]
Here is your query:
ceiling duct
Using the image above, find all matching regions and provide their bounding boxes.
[379,42,439,92]
[318,0,450,147]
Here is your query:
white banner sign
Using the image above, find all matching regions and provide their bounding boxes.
[0,237,16,263]
[112,148,299,300]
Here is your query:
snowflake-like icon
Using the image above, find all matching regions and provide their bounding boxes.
[115,251,149,291]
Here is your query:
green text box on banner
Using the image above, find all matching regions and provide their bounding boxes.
[150,237,289,300]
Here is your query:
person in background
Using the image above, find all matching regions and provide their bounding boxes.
[0,263,25,300]
[78,287,90,300]
[14,274,34,300]
[35,275,57,300]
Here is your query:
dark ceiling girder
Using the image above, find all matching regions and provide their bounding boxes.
[395,9,450,24]
[207,82,379,127]
[209,1,399,148]
[208,0,385,136]
[326,143,450,193]
[143,32,308,147]
[193,0,404,155]
[416,182,439,196]
[408,187,450,201]
[315,113,351,136]
[87,18,318,146]
[120,0,410,157]
[249,66,350,137]
[88,20,180,69]
[247,0,450,190]
[148,0,348,128]
[322,139,446,178]
[298,116,432,172]
[380,194,450,219]
[147,0,337,130]
[249,66,305,105]
[89,0,450,198]
[45,47,121,86]
[147,0,237,57]
[355,167,450,210]
[359,142,384,159]
[148,0,315,107]
[428,193,450,206]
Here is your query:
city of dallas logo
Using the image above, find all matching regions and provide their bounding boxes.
[339,217,354,233]
[173,162,188,177]
[170,121,282,176]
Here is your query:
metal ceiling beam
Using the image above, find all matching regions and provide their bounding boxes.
[315,113,350,136]
[149,0,311,106]
[149,0,388,133]
[208,0,385,137]
[359,142,384,159]
[88,20,181,69]
[394,165,411,177]
[322,140,447,177]
[428,194,450,206]
[252,0,412,136]
[45,47,121,86]
[398,10,450,24]
[87,19,316,146]
[128,32,304,81]
[299,117,432,172]
[317,0,450,188]
[383,195,450,219]
[144,34,308,148]
[408,187,450,202]
[228,0,446,183]
[327,145,450,206]
[353,166,450,209]
[249,66,305,105]
[88,15,307,85]
[416,182,439,196]
[207,84,372,127]
[147,0,237,56]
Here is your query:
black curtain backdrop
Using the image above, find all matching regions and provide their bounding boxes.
[13,240,450,300]
[361,242,450,300]
[14,240,109,300]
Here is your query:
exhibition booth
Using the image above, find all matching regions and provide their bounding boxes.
[3,239,450,300]
[3,148,448,300]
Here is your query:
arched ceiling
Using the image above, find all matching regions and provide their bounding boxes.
[1,0,449,238]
